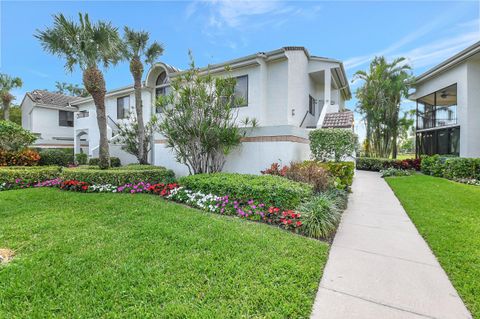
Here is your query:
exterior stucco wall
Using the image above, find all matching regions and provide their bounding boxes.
[154,125,311,177]
[466,60,480,157]
[265,59,289,126]
[411,63,470,156]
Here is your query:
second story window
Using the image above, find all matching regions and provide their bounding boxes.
[59,110,74,127]
[155,71,170,113]
[117,95,130,119]
[77,110,89,119]
[309,95,315,115]
[234,75,248,107]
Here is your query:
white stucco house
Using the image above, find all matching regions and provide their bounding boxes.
[23,47,353,175]
[409,41,480,158]
[20,90,88,150]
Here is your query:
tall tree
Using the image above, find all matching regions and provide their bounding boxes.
[354,57,412,158]
[36,13,123,169]
[0,74,22,121]
[157,54,256,174]
[55,81,89,97]
[122,27,164,164]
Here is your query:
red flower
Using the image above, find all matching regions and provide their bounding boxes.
[296,221,302,227]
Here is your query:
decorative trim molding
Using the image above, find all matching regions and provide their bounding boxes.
[155,135,309,145]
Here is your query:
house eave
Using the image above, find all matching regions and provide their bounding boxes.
[414,40,480,85]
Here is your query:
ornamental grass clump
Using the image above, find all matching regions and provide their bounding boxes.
[299,194,341,240]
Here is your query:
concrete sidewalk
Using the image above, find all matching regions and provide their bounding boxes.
[311,170,472,319]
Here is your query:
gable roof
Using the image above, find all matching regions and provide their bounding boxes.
[26,90,81,109]
[322,111,354,129]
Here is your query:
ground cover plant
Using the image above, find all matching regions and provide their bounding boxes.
[386,174,480,317]
[0,188,329,318]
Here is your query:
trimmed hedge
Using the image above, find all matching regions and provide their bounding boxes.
[0,166,62,184]
[444,158,480,180]
[421,155,480,180]
[60,167,175,185]
[88,157,121,167]
[179,173,312,209]
[356,157,421,171]
[39,149,74,166]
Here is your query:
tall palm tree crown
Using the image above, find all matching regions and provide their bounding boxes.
[354,56,412,158]
[0,73,22,121]
[35,13,124,169]
[122,26,164,164]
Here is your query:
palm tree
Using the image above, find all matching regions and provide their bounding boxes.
[36,13,123,169]
[123,27,164,164]
[0,74,22,121]
[354,56,412,158]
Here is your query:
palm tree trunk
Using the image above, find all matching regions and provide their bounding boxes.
[2,100,9,121]
[130,57,147,164]
[83,66,110,169]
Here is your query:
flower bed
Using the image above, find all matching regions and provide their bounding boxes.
[0,166,62,190]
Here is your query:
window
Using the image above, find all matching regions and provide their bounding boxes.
[59,110,74,127]
[417,84,457,130]
[309,95,315,115]
[77,110,89,119]
[117,96,130,119]
[234,75,248,107]
[156,72,167,86]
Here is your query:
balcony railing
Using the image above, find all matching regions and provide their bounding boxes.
[417,106,457,130]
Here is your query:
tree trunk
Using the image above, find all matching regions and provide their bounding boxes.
[130,57,147,164]
[2,100,9,121]
[83,66,110,169]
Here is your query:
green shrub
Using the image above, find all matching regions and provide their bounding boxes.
[75,153,88,165]
[323,188,349,210]
[298,194,341,239]
[0,149,41,166]
[356,157,394,171]
[60,167,175,185]
[319,161,355,189]
[88,157,121,167]
[285,162,331,193]
[380,168,412,178]
[180,173,312,209]
[111,164,161,171]
[443,158,480,180]
[39,149,74,166]
[420,155,445,177]
[0,166,61,184]
[309,128,357,162]
[0,120,37,151]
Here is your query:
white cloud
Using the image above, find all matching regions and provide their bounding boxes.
[344,7,479,72]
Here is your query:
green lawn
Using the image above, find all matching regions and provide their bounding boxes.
[0,188,328,318]
[386,175,480,318]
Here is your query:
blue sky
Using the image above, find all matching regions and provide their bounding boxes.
[1,0,479,139]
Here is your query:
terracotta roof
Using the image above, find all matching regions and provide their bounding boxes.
[322,111,354,128]
[27,90,81,107]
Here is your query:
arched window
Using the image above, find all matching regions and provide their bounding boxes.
[155,71,170,113]
[156,72,167,86]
